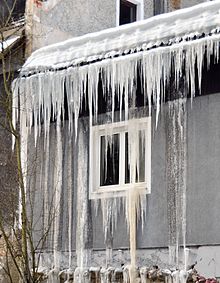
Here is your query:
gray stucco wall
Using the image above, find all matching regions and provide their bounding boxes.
[187,93,220,246]
[181,0,208,9]
[31,0,211,50]
[91,92,220,249]
[32,0,115,49]
[31,92,220,254]
[166,0,209,11]
[139,93,220,248]
[131,93,220,249]
[31,0,156,50]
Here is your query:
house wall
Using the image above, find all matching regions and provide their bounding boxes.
[87,91,220,278]
[92,92,220,250]
[187,93,220,246]
[181,0,209,9]
[33,92,220,277]
[167,0,210,11]
[24,0,220,276]
[30,93,220,247]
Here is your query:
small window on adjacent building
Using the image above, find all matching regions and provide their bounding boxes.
[117,0,144,26]
[90,117,151,199]
[120,0,137,25]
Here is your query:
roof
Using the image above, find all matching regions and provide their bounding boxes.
[0,17,25,53]
[0,36,21,52]
[21,0,220,75]
[13,1,220,141]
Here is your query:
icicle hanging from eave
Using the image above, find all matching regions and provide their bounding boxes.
[12,34,220,144]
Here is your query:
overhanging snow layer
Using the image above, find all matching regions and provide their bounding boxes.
[0,36,20,52]
[21,0,220,74]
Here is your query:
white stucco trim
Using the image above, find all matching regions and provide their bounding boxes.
[116,0,144,26]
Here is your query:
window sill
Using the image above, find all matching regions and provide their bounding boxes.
[90,182,150,199]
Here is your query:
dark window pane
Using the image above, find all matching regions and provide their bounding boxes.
[120,0,137,25]
[100,134,119,186]
[125,132,130,183]
[137,130,145,182]
[125,131,145,184]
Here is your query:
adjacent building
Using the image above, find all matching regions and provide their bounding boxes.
[0,0,25,227]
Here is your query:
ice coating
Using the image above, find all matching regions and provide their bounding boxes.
[13,35,220,144]
[11,2,220,281]
[166,98,187,268]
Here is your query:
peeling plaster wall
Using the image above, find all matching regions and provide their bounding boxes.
[31,0,116,50]
[181,0,209,9]
[144,0,154,18]
[39,246,220,278]
[155,0,210,14]
[30,0,155,50]
[95,246,220,278]
[29,0,211,51]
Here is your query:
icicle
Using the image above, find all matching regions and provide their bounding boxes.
[111,61,116,123]
[166,98,187,268]
[67,137,73,270]
[76,124,92,272]
[89,64,99,123]
[16,77,29,229]
[19,77,28,187]
[53,121,63,270]
[196,42,205,94]
[43,127,50,246]
[11,79,19,149]
[47,269,60,283]
[14,33,220,149]
[31,75,40,146]
[65,67,74,133]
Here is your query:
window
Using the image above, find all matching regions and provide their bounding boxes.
[90,117,151,199]
[116,0,144,26]
[120,0,137,25]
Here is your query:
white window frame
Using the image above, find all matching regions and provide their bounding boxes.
[89,117,151,199]
[116,0,144,26]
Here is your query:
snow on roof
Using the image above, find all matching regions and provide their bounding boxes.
[0,36,21,52]
[22,0,220,74]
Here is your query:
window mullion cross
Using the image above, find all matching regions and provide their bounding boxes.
[97,133,101,188]
[119,132,125,186]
